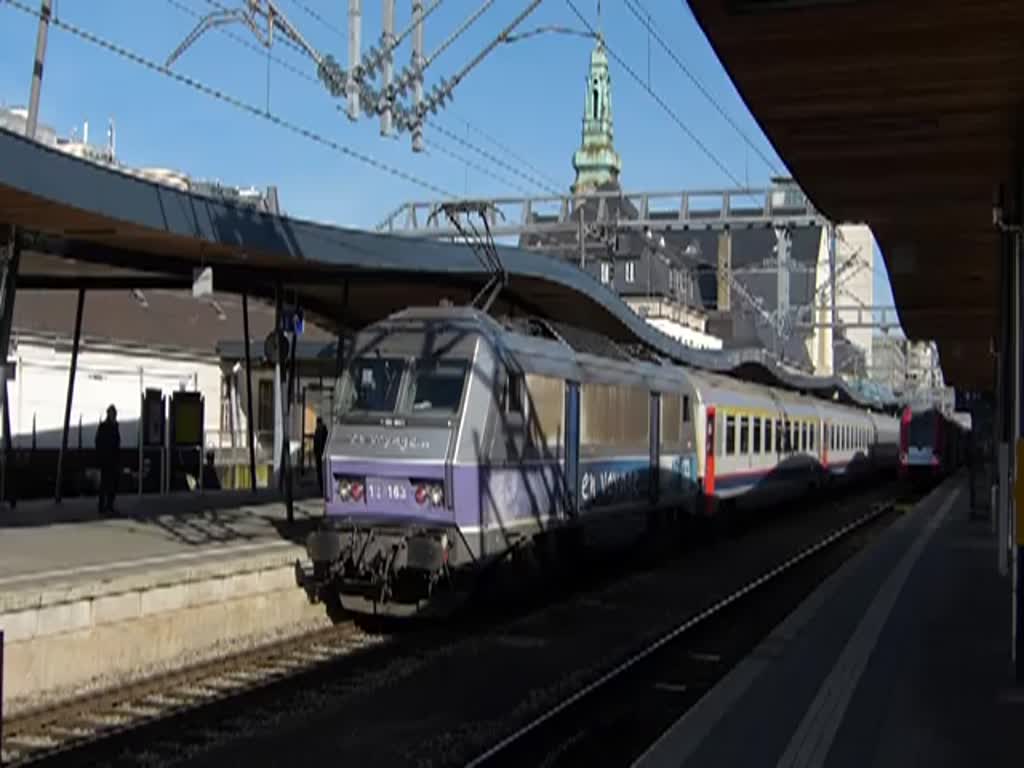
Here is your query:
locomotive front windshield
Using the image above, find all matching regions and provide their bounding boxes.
[335,355,469,418]
[908,412,936,448]
[348,357,405,413]
[409,360,469,413]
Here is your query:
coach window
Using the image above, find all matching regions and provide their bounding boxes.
[801,422,807,453]
[810,424,815,451]
[725,415,736,455]
[765,419,773,453]
[739,416,749,454]
[753,417,762,453]
[683,395,691,422]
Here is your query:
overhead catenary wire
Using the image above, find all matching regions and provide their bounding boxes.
[423,136,536,197]
[166,0,553,197]
[2,0,456,198]
[427,122,562,196]
[624,0,783,177]
[448,111,565,193]
[564,0,747,191]
[281,0,343,38]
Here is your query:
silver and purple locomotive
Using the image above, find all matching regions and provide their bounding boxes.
[297,306,701,616]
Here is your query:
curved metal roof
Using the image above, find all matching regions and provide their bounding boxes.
[0,127,889,409]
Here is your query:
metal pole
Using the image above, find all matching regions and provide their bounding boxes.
[411,0,425,151]
[273,285,284,481]
[25,0,53,140]
[776,226,789,363]
[380,0,395,135]
[1014,223,1023,681]
[337,280,350,378]
[242,293,257,492]
[55,288,84,502]
[0,227,21,509]
[300,385,307,476]
[137,367,144,497]
[829,223,838,375]
[284,318,297,523]
[347,0,362,120]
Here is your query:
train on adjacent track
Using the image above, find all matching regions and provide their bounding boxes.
[297,307,911,617]
[899,405,970,485]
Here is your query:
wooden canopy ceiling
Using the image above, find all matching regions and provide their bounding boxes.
[688,0,1024,392]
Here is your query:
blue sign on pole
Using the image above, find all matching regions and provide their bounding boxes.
[282,308,304,337]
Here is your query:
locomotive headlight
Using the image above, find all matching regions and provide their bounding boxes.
[429,485,444,507]
[337,478,352,500]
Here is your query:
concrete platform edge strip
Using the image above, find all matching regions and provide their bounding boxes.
[1,562,331,709]
[0,542,307,639]
[632,475,963,768]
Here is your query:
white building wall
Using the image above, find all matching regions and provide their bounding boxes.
[808,227,835,375]
[7,337,221,449]
[808,223,876,375]
[838,224,875,371]
[648,318,723,351]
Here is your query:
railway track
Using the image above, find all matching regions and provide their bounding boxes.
[465,495,912,767]
[1,482,918,767]
[1,623,385,766]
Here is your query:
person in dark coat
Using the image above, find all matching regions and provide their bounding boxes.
[95,405,121,514]
[313,416,329,492]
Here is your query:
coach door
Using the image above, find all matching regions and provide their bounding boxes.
[704,406,716,499]
[564,381,580,517]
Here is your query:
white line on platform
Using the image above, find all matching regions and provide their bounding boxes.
[775,488,961,768]
[0,539,298,587]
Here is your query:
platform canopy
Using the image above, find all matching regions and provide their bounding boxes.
[688,0,1024,393]
[0,127,888,408]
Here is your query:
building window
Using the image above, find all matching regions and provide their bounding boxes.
[600,262,611,284]
[625,261,636,283]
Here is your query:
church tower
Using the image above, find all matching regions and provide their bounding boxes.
[571,34,623,194]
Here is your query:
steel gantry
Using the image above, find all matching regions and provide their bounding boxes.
[377,185,826,238]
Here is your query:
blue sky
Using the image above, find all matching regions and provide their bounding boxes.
[0,0,896,313]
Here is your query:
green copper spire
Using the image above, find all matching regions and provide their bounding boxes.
[572,34,622,194]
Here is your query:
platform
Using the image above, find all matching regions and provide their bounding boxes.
[0,487,330,712]
[0,486,321,599]
[635,474,1020,768]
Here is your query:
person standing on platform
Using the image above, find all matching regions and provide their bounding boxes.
[313,416,329,494]
[95,405,121,515]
